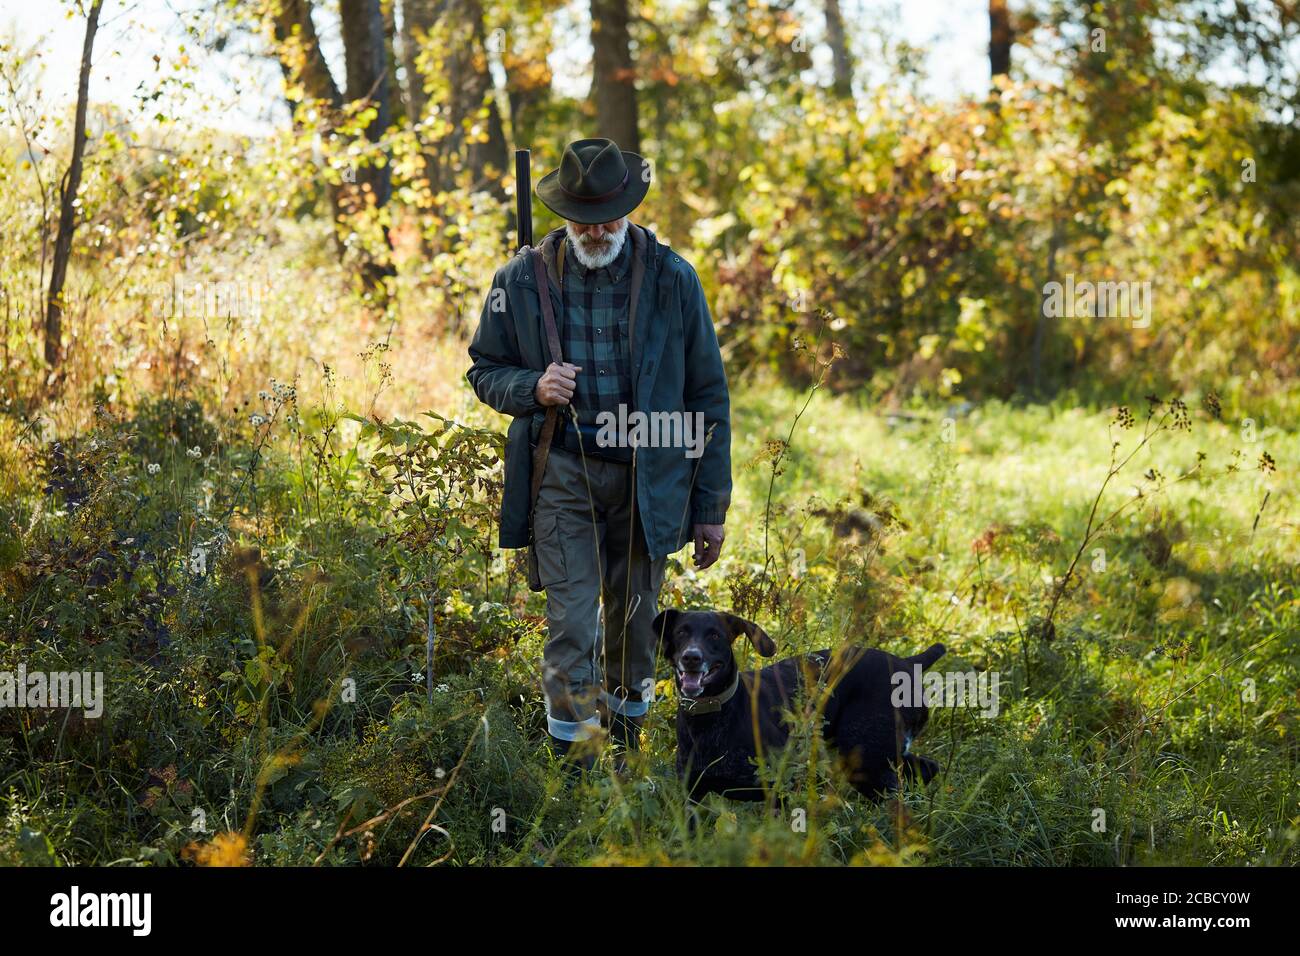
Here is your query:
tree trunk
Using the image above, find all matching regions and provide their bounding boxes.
[269,0,348,258]
[590,0,639,153]
[399,0,434,123]
[381,0,404,124]
[44,0,102,374]
[271,0,342,108]
[989,0,1013,79]
[401,0,507,198]
[504,18,553,149]
[452,0,508,197]
[340,0,398,286]
[824,0,853,98]
[398,0,441,218]
[341,0,394,211]
[422,0,507,197]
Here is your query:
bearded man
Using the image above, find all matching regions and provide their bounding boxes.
[466,137,732,770]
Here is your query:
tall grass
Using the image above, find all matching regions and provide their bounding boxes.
[1,322,1294,864]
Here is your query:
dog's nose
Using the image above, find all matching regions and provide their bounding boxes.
[679,649,703,669]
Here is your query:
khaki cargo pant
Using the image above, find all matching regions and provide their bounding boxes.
[531,447,667,740]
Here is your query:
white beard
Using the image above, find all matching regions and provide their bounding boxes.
[566,219,629,271]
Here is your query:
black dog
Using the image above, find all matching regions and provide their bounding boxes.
[655,608,946,801]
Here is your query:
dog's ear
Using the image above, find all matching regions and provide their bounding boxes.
[653,608,683,659]
[719,612,777,657]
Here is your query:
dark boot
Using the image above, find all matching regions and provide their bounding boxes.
[547,734,596,780]
[607,713,644,775]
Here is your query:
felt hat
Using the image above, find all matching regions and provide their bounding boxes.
[536,137,649,224]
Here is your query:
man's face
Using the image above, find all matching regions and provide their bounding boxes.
[567,217,626,260]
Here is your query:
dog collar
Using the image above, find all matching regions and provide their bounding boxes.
[678,669,740,715]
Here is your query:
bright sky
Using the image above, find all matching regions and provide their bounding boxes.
[2,0,994,137]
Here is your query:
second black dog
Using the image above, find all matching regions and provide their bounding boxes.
[655,608,946,801]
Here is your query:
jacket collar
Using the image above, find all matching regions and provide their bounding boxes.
[539,227,567,287]
[678,668,740,716]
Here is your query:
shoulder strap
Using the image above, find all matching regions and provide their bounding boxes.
[533,244,563,366]
[529,244,562,509]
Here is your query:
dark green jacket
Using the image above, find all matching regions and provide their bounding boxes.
[466,225,731,559]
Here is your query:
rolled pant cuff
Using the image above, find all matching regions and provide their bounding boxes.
[602,689,650,718]
[547,714,601,742]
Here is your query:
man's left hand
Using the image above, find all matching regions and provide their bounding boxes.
[692,523,725,571]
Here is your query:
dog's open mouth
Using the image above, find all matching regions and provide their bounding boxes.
[677,666,710,698]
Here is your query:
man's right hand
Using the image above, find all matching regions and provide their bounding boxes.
[535,362,582,407]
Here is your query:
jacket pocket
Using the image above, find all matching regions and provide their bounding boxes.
[500,416,534,549]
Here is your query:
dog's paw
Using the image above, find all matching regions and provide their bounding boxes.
[902,753,940,785]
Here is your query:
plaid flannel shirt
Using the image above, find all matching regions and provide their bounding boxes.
[560,235,633,427]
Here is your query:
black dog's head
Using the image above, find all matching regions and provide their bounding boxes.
[653,609,777,699]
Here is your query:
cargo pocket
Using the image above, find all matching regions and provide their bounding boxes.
[532,509,568,588]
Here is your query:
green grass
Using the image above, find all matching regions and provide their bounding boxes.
[0,368,1295,866]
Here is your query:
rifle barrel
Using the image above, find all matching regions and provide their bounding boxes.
[515,149,533,251]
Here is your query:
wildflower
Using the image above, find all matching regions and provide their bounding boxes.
[147,462,160,475]
[182,831,251,867]
[1170,398,1191,430]
[436,683,449,693]
[412,671,425,683]
[250,414,266,426]
[1202,390,1222,420]
[187,446,202,459]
